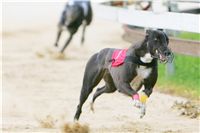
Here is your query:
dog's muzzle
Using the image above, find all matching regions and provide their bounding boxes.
[153,49,174,63]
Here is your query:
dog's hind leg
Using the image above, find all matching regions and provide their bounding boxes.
[81,20,87,45]
[74,54,105,120]
[54,28,62,47]
[74,72,104,120]
[90,86,105,112]
[74,86,93,121]
[91,82,116,112]
[60,33,73,53]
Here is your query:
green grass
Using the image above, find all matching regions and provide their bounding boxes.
[178,32,200,41]
[156,32,200,99]
[157,54,200,99]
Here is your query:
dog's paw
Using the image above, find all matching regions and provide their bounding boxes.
[54,43,58,47]
[35,51,45,58]
[140,104,146,118]
[81,38,85,45]
[133,100,142,108]
[46,46,60,55]
[51,52,66,60]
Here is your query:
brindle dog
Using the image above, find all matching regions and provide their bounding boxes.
[74,29,173,120]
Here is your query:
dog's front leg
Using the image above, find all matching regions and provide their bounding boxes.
[116,82,137,97]
[139,69,157,118]
[115,82,143,107]
[143,68,157,97]
[138,87,154,118]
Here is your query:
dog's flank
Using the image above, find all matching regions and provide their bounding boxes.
[74,30,173,120]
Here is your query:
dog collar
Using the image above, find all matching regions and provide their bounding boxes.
[125,55,156,67]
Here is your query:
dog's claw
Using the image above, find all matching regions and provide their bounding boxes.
[73,118,78,123]
[133,99,142,108]
[81,38,84,45]
[90,102,95,113]
[140,114,144,119]
[139,104,146,119]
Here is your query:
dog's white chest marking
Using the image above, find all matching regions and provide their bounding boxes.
[140,53,153,63]
[136,66,152,79]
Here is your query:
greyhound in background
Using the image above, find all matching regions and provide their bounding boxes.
[74,29,173,120]
[54,0,92,53]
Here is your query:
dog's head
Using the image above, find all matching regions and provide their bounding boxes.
[145,29,173,63]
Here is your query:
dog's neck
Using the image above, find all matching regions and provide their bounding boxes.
[140,53,153,63]
[127,39,155,64]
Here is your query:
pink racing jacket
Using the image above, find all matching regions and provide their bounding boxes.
[111,49,128,67]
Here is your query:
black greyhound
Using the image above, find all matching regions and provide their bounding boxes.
[54,0,92,53]
[74,30,173,120]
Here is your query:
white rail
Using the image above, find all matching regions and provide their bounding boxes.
[93,4,200,33]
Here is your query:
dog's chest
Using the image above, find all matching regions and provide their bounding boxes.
[136,66,152,79]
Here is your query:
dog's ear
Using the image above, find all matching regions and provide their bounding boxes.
[158,29,163,31]
[164,32,169,45]
[159,30,169,45]
[145,29,153,36]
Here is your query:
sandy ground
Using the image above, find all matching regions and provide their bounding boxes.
[2,2,200,133]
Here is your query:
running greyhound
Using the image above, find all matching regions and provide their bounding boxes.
[54,0,92,53]
[74,29,173,120]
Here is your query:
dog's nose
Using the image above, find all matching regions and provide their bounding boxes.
[164,51,171,56]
